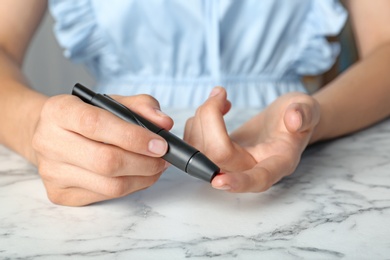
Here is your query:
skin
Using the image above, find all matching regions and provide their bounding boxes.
[184,0,390,192]
[0,0,173,206]
[1,1,390,205]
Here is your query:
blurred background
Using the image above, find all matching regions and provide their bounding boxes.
[23,9,357,97]
[23,13,95,96]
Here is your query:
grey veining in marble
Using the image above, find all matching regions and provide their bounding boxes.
[1,109,390,259]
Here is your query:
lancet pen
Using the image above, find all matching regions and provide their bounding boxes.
[72,83,220,182]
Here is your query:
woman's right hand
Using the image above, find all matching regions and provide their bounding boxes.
[32,94,173,206]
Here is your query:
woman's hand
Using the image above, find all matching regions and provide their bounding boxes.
[184,87,320,192]
[32,94,173,206]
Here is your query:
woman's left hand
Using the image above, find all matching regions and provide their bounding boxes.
[184,87,320,192]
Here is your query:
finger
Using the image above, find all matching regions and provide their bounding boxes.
[184,87,230,143]
[284,102,320,133]
[211,155,294,192]
[209,87,232,116]
[39,161,163,200]
[43,95,168,157]
[43,183,111,206]
[39,128,167,177]
[193,86,231,150]
[118,94,174,131]
[197,88,256,168]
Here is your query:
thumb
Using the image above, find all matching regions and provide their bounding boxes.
[284,102,319,133]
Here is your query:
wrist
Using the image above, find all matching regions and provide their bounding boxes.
[25,93,47,165]
[309,95,334,144]
[1,88,47,165]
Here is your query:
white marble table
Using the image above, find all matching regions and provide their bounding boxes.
[1,109,390,259]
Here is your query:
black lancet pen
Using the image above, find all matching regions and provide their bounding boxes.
[72,83,220,182]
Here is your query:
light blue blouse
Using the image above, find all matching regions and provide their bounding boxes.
[49,0,347,109]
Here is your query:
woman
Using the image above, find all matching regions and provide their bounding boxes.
[0,0,389,206]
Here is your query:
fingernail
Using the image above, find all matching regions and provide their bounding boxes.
[213,184,231,191]
[209,87,222,97]
[148,139,167,155]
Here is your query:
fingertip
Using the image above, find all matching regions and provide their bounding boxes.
[154,108,168,118]
[211,170,267,193]
[211,172,234,191]
[209,86,224,98]
[121,95,174,130]
[204,87,230,116]
[153,108,174,130]
[138,106,174,131]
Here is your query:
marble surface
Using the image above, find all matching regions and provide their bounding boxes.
[1,109,390,259]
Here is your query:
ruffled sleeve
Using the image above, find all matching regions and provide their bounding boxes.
[49,0,121,75]
[293,0,348,75]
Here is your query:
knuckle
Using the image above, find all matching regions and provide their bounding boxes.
[45,186,68,206]
[129,94,160,109]
[247,171,273,193]
[105,177,130,198]
[78,107,100,136]
[206,146,235,165]
[46,191,64,205]
[143,173,161,187]
[95,146,123,176]
[105,173,162,198]
[145,159,166,176]
[121,128,157,155]
[256,174,273,192]
[37,161,55,182]
[41,95,71,119]
[196,103,213,118]
[121,128,140,149]
[137,94,159,104]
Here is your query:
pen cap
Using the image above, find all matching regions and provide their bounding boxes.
[158,130,198,172]
[72,83,95,103]
[186,152,220,182]
[158,129,219,182]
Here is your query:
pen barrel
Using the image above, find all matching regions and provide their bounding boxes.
[91,95,163,133]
